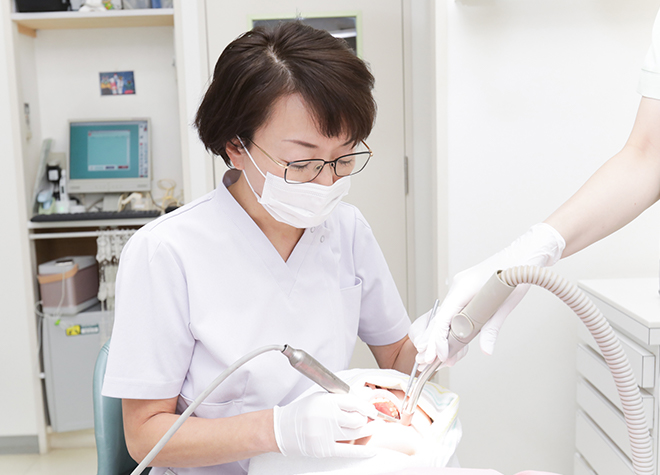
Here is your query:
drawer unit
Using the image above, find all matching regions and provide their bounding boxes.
[575,410,634,475]
[577,378,630,458]
[574,452,597,475]
[577,322,655,389]
[582,284,660,346]
[576,279,660,475]
[575,343,654,427]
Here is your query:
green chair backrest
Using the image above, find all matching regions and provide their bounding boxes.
[93,339,149,475]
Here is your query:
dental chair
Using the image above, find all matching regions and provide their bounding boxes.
[93,339,150,475]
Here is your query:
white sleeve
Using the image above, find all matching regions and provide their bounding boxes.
[352,209,411,346]
[102,230,194,399]
[638,8,660,99]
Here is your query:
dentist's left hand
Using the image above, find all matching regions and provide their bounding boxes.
[273,392,377,458]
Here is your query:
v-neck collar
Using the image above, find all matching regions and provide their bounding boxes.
[216,170,319,296]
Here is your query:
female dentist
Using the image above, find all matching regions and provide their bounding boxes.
[410,8,660,369]
[102,22,418,475]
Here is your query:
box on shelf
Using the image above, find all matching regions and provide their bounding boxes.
[122,0,151,8]
[15,0,71,12]
[38,256,98,315]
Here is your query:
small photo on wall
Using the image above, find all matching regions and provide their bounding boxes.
[100,71,135,96]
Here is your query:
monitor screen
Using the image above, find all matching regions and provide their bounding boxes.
[67,119,150,193]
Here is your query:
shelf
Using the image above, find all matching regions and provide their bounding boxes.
[11,9,174,36]
[28,217,156,231]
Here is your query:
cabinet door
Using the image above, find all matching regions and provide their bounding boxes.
[204,1,409,367]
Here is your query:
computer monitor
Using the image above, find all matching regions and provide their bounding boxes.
[67,118,151,194]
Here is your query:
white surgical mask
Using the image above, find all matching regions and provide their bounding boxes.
[237,137,351,228]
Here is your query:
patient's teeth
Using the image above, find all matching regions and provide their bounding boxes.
[371,398,401,420]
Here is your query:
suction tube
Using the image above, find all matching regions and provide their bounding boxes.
[401,271,516,424]
[499,266,654,475]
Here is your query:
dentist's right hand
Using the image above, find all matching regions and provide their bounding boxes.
[273,392,378,458]
[409,223,566,370]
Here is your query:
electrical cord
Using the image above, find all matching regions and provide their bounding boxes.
[500,266,654,475]
[35,271,67,381]
[85,197,104,212]
[148,179,182,212]
[130,344,285,475]
[157,179,181,209]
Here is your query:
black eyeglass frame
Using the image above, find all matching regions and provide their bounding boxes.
[246,138,373,184]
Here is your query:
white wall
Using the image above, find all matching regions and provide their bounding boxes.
[24,26,183,205]
[15,31,41,214]
[174,0,214,203]
[0,0,46,451]
[443,0,660,473]
[406,0,443,319]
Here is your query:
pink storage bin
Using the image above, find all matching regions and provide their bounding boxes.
[38,256,99,315]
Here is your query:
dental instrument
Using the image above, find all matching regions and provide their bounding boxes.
[128,267,653,475]
[130,344,392,475]
[282,344,398,422]
[402,298,439,412]
[282,344,350,394]
[400,271,516,426]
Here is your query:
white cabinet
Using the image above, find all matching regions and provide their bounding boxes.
[1,2,206,453]
[575,278,660,475]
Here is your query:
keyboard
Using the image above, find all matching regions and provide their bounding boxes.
[31,209,162,222]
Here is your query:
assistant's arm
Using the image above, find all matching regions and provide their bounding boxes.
[546,96,660,257]
[369,336,417,374]
[408,97,660,367]
[123,398,277,467]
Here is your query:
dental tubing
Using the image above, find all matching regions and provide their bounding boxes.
[130,344,286,475]
[130,344,356,475]
[404,266,653,475]
[498,265,654,475]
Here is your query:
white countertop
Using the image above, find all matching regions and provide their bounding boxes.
[579,278,660,330]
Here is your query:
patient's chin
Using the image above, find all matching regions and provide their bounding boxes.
[344,420,423,456]
[367,420,424,455]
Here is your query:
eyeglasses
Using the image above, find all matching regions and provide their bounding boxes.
[246,138,372,184]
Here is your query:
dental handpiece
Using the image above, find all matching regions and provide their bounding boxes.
[282,345,350,394]
[281,345,399,423]
[399,271,516,425]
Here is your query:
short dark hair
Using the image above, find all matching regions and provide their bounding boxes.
[194,21,377,166]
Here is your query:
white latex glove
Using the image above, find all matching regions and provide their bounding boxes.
[273,392,378,458]
[409,223,565,369]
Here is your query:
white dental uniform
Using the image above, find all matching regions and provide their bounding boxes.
[639,8,660,99]
[102,170,410,475]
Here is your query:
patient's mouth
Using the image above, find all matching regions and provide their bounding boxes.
[372,398,401,421]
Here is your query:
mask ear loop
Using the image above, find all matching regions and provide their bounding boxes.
[236,137,267,178]
[236,136,266,199]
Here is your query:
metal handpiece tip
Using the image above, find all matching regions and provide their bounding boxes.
[374,411,400,423]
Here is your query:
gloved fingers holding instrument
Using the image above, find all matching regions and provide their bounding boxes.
[273,392,378,458]
[408,307,468,371]
[409,223,566,370]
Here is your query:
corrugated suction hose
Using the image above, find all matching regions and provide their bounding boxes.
[499,266,654,475]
